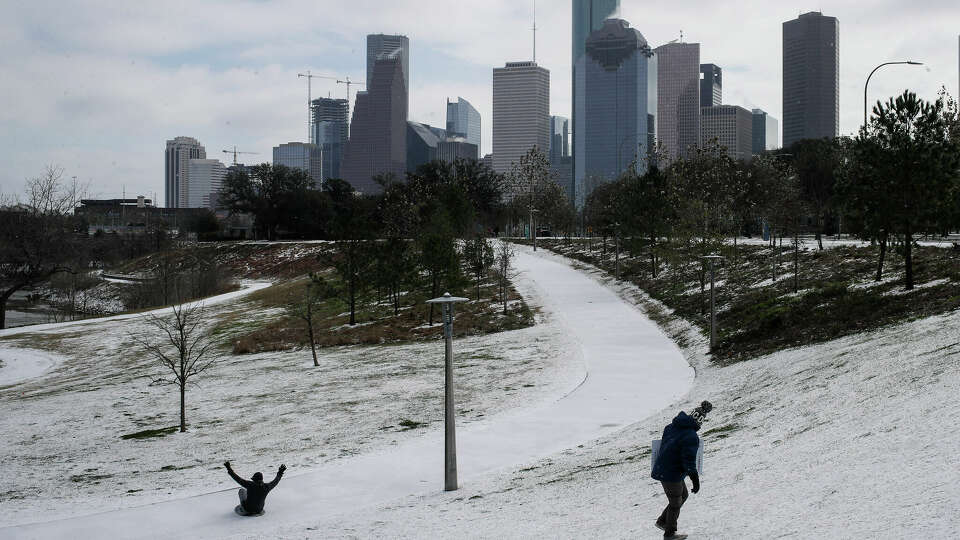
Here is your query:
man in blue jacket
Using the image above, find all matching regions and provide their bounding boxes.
[651,401,711,539]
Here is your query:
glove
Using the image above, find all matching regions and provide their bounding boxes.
[689,472,700,494]
[279,464,287,474]
[223,461,231,469]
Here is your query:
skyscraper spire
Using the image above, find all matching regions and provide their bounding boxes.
[533,0,538,63]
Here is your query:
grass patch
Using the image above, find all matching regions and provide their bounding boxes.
[120,426,179,440]
[702,424,739,436]
[218,246,536,355]
[398,419,427,431]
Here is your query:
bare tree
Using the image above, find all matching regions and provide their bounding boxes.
[287,274,331,367]
[0,165,87,329]
[494,239,515,315]
[134,303,218,432]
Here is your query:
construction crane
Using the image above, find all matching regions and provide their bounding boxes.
[336,76,365,113]
[298,71,364,143]
[222,146,259,166]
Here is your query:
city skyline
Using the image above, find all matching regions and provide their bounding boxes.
[1,1,957,200]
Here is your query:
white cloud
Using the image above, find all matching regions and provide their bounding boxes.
[1,1,958,200]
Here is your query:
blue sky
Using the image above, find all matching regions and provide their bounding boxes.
[1,0,957,203]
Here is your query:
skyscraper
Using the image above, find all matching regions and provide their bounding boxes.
[782,11,839,148]
[186,159,226,209]
[701,105,753,161]
[751,109,780,154]
[367,34,409,98]
[492,61,550,175]
[341,51,408,194]
[446,97,481,153]
[655,42,701,160]
[437,137,479,163]
[575,18,657,209]
[273,142,323,185]
[700,64,722,108]
[572,0,620,198]
[165,136,206,209]
[311,97,349,182]
[549,115,569,162]
[407,121,444,171]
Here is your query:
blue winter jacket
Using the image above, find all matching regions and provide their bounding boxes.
[651,411,700,482]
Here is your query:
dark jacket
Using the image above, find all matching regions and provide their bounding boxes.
[228,467,284,514]
[651,411,700,482]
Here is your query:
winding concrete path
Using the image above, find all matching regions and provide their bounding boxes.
[5,247,693,539]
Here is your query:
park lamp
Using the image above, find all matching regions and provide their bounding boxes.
[702,255,724,351]
[425,292,469,491]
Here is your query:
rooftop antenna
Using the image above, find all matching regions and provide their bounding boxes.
[680,30,684,43]
[532,0,537,63]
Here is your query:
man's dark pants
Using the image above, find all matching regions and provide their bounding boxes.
[656,480,689,534]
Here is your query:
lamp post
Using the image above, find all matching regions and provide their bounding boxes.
[425,292,469,491]
[702,255,723,351]
[864,61,923,127]
[529,207,540,251]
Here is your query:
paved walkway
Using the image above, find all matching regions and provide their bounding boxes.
[6,246,693,539]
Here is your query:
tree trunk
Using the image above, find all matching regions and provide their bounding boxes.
[905,227,914,290]
[179,383,187,433]
[794,233,799,293]
[349,275,356,326]
[875,232,887,282]
[0,288,14,330]
[816,230,823,251]
[429,274,438,325]
[501,277,508,316]
[308,322,319,367]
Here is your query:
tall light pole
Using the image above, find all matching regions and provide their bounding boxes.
[702,255,723,351]
[529,207,540,251]
[425,292,468,491]
[864,61,923,127]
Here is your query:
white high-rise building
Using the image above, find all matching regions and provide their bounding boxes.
[492,61,550,176]
[165,136,206,208]
[186,159,226,209]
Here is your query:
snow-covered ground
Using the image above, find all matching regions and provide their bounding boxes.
[5,246,959,539]
[312,254,960,539]
[0,246,693,539]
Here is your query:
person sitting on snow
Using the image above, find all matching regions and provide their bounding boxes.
[224,461,286,515]
[651,401,712,539]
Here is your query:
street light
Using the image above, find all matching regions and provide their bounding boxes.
[529,207,540,251]
[864,61,924,127]
[425,292,469,491]
[702,255,723,351]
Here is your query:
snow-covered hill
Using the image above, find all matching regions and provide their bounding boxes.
[3,247,958,539]
[312,251,960,539]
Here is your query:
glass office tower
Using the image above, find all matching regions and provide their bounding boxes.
[574,18,657,210]
[311,97,349,182]
[446,97,481,153]
[572,0,620,205]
